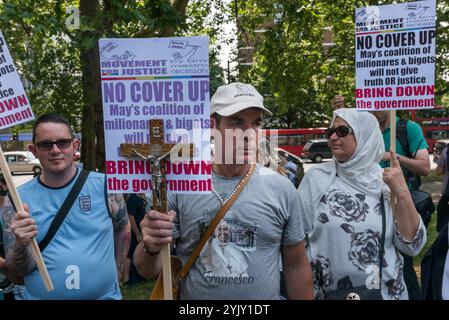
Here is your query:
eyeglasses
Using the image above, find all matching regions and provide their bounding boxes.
[35,138,73,151]
[325,126,353,139]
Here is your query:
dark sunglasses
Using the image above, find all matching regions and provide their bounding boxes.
[325,126,353,139]
[35,138,73,151]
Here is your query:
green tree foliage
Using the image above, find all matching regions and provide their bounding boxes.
[0,0,83,133]
[324,0,449,108]
[0,0,225,170]
[184,0,227,95]
[234,0,344,128]
[234,0,449,128]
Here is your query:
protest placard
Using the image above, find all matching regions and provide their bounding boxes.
[0,30,52,291]
[99,36,211,194]
[355,0,436,111]
[0,31,35,127]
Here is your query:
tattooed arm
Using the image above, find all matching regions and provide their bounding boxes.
[107,193,130,278]
[0,257,24,284]
[2,198,37,278]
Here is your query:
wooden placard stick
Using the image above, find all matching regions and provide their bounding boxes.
[0,145,54,291]
[390,110,397,217]
[120,119,193,300]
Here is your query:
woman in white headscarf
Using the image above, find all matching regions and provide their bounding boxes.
[299,108,426,300]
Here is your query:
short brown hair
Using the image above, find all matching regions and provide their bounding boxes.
[32,113,74,143]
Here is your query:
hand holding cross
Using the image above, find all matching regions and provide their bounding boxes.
[120,119,194,299]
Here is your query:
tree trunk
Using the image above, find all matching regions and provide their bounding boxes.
[80,43,104,171]
[161,0,190,36]
[79,0,99,171]
[79,0,189,171]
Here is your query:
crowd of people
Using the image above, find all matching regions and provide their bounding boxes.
[0,83,448,300]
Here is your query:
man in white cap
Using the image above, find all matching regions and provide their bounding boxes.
[135,82,313,299]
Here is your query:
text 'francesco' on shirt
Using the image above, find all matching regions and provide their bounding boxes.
[168,164,305,299]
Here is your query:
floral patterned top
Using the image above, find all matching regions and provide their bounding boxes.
[306,176,426,300]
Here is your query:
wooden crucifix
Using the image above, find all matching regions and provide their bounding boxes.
[120,119,193,300]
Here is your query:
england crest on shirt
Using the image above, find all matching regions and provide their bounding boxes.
[79,195,91,212]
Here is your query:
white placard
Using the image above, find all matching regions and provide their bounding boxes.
[0,31,35,129]
[99,36,211,194]
[355,0,436,111]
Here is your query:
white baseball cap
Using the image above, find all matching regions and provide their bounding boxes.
[210,82,272,116]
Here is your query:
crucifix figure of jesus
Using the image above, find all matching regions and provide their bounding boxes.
[150,155,164,208]
[120,119,193,210]
[120,119,193,299]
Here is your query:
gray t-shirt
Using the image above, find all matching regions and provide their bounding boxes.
[169,164,304,300]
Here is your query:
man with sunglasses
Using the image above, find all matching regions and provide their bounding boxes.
[1,113,130,299]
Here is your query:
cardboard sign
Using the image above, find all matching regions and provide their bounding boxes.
[0,31,35,129]
[355,0,436,111]
[99,36,211,194]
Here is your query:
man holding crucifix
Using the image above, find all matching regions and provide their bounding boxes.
[1,114,130,299]
[135,82,313,299]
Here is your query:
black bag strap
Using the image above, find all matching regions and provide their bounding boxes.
[397,118,425,189]
[396,119,411,158]
[378,193,386,281]
[396,118,424,160]
[38,169,90,252]
[446,147,449,172]
[0,219,4,257]
[443,147,449,196]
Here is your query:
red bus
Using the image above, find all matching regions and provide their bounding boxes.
[263,128,327,157]
[409,106,449,152]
